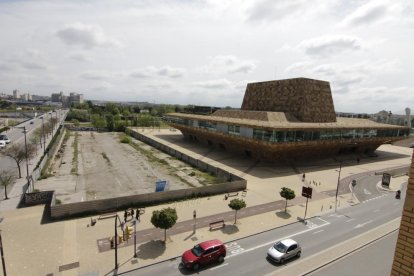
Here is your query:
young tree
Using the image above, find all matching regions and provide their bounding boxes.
[151,207,178,243]
[1,143,36,178]
[228,198,246,224]
[0,170,16,199]
[280,187,296,213]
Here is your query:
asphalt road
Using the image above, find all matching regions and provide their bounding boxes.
[0,110,66,193]
[122,187,404,276]
[309,230,398,276]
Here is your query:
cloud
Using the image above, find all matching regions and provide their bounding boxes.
[131,66,186,79]
[285,59,400,94]
[200,55,256,75]
[297,35,362,57]
[341,1,388,27]
[56,22,122,49]
[193,78,233,89]
[69,53,90,62]
[245,0,305,23]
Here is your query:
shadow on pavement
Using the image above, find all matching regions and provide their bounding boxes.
[221,224,239,235]
[136,240,166,260]
[275,210,291,219]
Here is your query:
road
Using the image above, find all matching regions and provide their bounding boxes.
[308,231,398,276]
[121,185,404,275]
[0,109,67,194]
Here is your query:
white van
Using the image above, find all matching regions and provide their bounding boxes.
[0,140,5,149]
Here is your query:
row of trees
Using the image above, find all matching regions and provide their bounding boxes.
[0,117,59,198]
[150,187,296,243]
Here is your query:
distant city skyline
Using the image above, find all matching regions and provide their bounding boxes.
[0,0,413,113]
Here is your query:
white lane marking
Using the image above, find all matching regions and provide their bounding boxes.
[355,220,374,229]
[313,230,324,234]
[210,263,228,270]
[346,218,355,223]
[373,209,380,213]
[143,233,152,236]
[226,220,330,259]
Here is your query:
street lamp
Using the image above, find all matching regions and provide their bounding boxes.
[335,161,342,212]
[16,126,32,191]
[113,215,125,271]
[0,230,7,276]
[41,117,45,154]
[132,218,138,258]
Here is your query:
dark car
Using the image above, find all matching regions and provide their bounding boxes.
[181,239,226,270]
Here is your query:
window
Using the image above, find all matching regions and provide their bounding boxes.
[228,125,240,136]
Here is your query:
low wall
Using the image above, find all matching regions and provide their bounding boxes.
[20,191,54,207]
[374,165,410,177]
[50,128,246,219]
[51,180,246,219]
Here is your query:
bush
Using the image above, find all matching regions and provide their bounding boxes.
[120,136,131,144]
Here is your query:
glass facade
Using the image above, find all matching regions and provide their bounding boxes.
[164,116,409,143]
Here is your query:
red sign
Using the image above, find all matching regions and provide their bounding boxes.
[302,187,313,199]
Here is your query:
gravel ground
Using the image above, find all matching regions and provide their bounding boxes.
[36,131,211,203]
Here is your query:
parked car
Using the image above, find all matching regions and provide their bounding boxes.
[0,140,5,149]
[181,239,226,270]
[267,238,301,264]
[0,134,10,144]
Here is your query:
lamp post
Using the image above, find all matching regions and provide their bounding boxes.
[16,126,31,192]
[41,117,45,154]
[0,230,6,276]
[114,215,124,271]
[335,161,342,212]
[132,218,137,258]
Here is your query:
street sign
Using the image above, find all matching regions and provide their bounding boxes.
[382,173,391,188]
[155,180,167,192]
[302,186,312,199]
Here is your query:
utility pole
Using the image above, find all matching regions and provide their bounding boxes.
[0,231,7,276]
[335,161,342,212]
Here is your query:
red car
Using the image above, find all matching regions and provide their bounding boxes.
[181,239,226,270]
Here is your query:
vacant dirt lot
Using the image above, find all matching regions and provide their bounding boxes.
[36,131,216,204]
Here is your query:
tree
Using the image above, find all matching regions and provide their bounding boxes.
[1,143,36,178]
[151,207,178,243]
[280,187,296,213]
[228,198,246,224]
[0,170,16,199]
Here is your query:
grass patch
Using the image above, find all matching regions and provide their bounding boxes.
[71,132,79,175]
[101,152,111,165]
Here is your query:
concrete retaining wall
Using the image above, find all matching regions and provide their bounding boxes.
[50,180,246,219]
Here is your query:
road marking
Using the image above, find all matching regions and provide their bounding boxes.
[373,209,380,213]
[313,230,324,234]
[226,220,330,259]
[143,233,152,236]
[363,189,371,195]
[210,263,228,270]
[346,218,355,223]
[394,202,400,205]
[355,220,373,229]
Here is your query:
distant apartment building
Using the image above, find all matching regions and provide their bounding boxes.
[51,91,64,102]
[69,92,84,105]
[51,91,84,107]
[13,89,20,99]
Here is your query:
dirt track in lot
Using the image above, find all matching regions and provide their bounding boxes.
[36,131,210,203]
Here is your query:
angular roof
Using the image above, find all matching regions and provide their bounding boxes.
[166,110,404,130]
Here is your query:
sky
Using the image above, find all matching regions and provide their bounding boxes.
[0,0,413,114]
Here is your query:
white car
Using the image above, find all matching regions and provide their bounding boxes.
[0,134,10,144]
[0,140,5,149]
[267,238,301,264]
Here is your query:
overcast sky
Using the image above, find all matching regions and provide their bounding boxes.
[0,0,413,114]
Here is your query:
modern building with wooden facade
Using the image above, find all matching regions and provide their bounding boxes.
[164,78,410,160]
